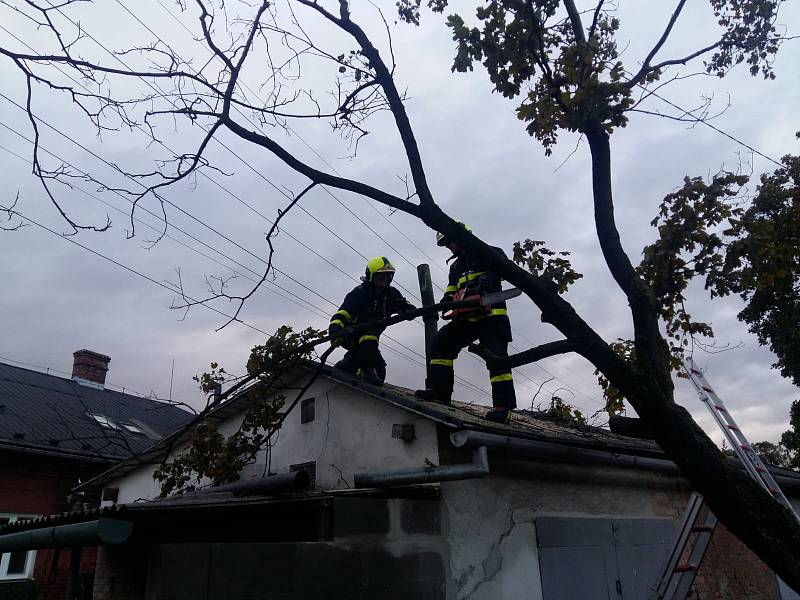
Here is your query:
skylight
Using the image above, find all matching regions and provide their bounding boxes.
[87,413,120,430]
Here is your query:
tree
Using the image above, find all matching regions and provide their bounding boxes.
[1,0,799,589]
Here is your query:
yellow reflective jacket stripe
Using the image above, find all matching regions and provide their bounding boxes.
[456,271,486,288]
[430,358,454,367]
[329,319,345,328]
[358,334,379,343]
[490,373,513,383]
[334,309,353,322]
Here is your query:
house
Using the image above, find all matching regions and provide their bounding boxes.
[0,350,193,600]
[1,361,798,600]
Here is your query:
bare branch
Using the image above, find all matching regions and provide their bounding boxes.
[469,339,579,370]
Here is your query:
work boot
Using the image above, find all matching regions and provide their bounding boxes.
[358,367,384,387]
[484,407,512,424]
[414,389,452,406]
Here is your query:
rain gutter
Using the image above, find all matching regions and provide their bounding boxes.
[450,430,800,492]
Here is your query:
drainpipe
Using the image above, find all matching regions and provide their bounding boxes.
[0,519,133,552]
[417,264,438,388]
[354,446,489,488]
[194,471,310,496]
[65,546,81,600]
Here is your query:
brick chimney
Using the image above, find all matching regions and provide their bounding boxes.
[72,349,111,387]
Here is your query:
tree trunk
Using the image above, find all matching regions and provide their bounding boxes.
[582,127,800,592]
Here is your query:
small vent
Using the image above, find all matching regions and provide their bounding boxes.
[300,398,315,424]
[392,424,416,442]
[290,461,316,490]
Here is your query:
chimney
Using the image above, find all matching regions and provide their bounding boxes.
[72,349,111,388]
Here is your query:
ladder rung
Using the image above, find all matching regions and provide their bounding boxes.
[714,404,726,411]
[702,386,714,393]
[755,466,766,472]
[740,444,751,450]
[769,488,781,495]
[692,525,714,533]
[727,425,739,431]
[690,368,702,375]
[674,564,697,573]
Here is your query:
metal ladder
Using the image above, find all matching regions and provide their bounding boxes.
[649,357,800,600]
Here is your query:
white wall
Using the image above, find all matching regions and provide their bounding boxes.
[107,374,439,502]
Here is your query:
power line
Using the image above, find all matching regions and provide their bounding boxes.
[0,101,490,400]
[0,3,586,401]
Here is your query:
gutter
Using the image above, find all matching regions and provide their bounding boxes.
[353,446,489,488]
[0,518,133,552]
[451,430,800,493]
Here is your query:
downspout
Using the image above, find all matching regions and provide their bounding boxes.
[354,446,489,488]
[65,546,81,600]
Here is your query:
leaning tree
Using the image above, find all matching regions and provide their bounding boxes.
[1,0,799,589]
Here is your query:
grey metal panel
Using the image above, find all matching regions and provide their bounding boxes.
[612,518,676,546]
[778,577,800,600]
[539,545,618,600]
[616,543,672,599]
[536,517,614,548]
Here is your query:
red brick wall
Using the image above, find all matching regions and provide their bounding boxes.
[693,522,781,599]
[0,451,107,600]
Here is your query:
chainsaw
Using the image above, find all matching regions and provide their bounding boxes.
[442,287,521,320]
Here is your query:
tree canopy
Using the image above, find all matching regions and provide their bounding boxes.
[1,0,799,591]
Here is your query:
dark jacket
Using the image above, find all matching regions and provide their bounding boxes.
[329,283,415,339]
[440,247,512,341]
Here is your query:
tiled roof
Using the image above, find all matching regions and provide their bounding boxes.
[0,361,193,460]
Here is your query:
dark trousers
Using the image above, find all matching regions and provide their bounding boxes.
[429,319,516,408]
[335,336,387,381]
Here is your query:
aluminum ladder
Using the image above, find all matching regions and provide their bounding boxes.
[649,357,800,600]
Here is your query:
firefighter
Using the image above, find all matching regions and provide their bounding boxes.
[329,256,415,386]
[416,224,517,423]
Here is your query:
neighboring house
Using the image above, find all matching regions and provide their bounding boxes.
[0,350,193,600]
[1,362,798,600]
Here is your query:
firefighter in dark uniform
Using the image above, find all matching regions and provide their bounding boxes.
[416,225,517,422]
[329,256,415,386]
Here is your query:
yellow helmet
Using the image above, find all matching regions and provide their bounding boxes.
[364,256,396,282]
[436,222,471,246]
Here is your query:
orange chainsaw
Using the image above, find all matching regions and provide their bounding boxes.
[442,287,521,320]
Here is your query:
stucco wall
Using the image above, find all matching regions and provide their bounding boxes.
[440,453,691,600]
[108,376,439,502]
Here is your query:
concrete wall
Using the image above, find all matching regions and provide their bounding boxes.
[109,376,439,502]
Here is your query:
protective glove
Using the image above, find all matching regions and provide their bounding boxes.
[329,324,345,347]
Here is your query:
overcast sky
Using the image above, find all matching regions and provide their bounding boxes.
[0,0,798,446]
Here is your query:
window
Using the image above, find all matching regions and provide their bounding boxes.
[300,398,315,424]
[87,413,120,429]
[0,515,37,580]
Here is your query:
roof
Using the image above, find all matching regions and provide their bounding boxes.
[0,361,194,461]
[77,361,670,491]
